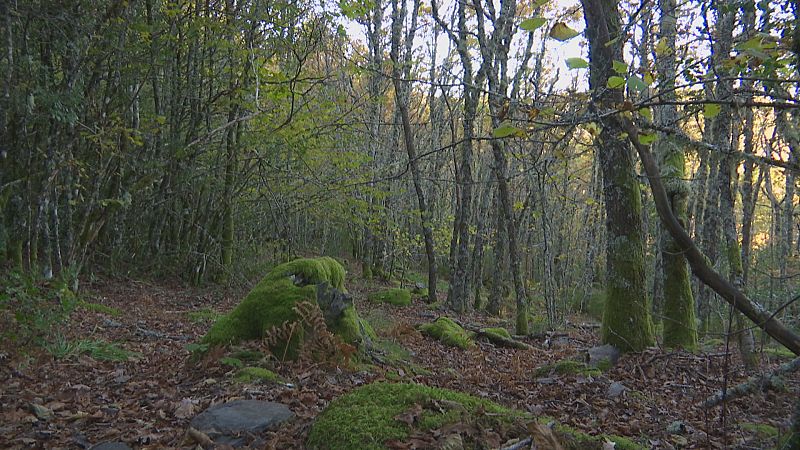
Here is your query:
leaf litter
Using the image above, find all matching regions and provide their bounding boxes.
[0,276,796,449]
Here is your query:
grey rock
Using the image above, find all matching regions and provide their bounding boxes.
[316,282,352,324]
[667,420,687,434]
[190,400,293,447]
[607,381,627,398]
[90,442,132,450]
[585,344,621,368]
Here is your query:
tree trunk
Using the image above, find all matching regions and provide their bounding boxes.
[389,0,438,304]
[655,0,697,350]
[581,0,655,351]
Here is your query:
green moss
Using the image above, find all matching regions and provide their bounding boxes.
[762,346,795,360]
[535,360,601,377]
[483,327,511,340]
[740,422,778,438]
[418,317,473,349]
[230,349,265,361]
[187,307,222,324]
[602,235,655,352]
[220,356,244,368]
[77,300,122,317]
[369,288,412,307]
[200,257,366,360]
[306,382,524,450]
[532,418,645,450]
[330,306,368,346]
[595,358,613,372]
[235,366,281,383]
[662,234,698,351]
[260,256,346,292]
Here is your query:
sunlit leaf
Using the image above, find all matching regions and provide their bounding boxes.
[626,76,648,92]
[704,103,721,118]
[643,72,655,85]
[566,57,589,69]
[607,76,625,89]
[612,60,628,74]
[493,121,525,138]
[655,37,670,56]
[639,133,657,144]
[549,22,580,41]
[638,107,652,120]
[521,17,547,32]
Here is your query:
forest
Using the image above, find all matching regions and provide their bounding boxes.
[1,0,800,448]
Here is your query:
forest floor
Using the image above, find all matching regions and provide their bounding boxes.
[0,269,797,449]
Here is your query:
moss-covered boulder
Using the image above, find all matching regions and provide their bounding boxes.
[418,317,474,349]
[306,382,525,450]
[307,382,645,450]
[535,360,602,377]
[200,257,370,359]
[369,288,412,307]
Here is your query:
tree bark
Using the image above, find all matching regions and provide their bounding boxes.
[581,0,655,351]
[389,0,438,304]
[625,120,800,355]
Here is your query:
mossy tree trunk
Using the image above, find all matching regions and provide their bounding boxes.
[581,0,655,352]
[432,0,484,313]
[654,0,697,350]
[472,0,527,334]
[389,0,437,304]
[709,0,757,368]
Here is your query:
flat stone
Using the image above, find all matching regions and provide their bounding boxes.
[607,381,627,398]
[190,400,293,447]
[90,442,132,450]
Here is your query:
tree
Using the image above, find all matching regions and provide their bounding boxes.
[580,0,655,351]
[389,0,438,304]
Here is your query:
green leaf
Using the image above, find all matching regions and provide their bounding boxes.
[626,76,648,92]
[521,17,547,32]
[492,121,525,138]
[607,76,625,89]
[639,133,658,145]
[655,37,670,56]
[612,60,628,74]
[565,57,589,69]
[735,37,764,51]
[704,103,721,119]
[638,107,653,120]
[549,23,580,41]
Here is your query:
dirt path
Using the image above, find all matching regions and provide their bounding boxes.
[0,277,796,449]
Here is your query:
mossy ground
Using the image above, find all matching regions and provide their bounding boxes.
[306,382,526,450]
[235,366,281,383]
[482,327,511,340]
[418,317,474,349]
[200,257,366,360]
[369,288,412,307]
[535,360,601,377]
[546,419,645,450]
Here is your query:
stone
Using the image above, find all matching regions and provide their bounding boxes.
[607,381,627,398]
[89,442,132,450]
[190,400,293,447]
[585,344,621,369]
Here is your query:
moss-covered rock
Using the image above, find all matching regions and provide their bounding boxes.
[235,366,281,383]
[418,317,473,349]
[306,382,524,450]
[200,257,368,360]
[307,382,644,450]
[535,360,601,377]
[482,327,511,340]
[369,288,412,307]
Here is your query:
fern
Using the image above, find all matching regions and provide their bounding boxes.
[261,301,354,365]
